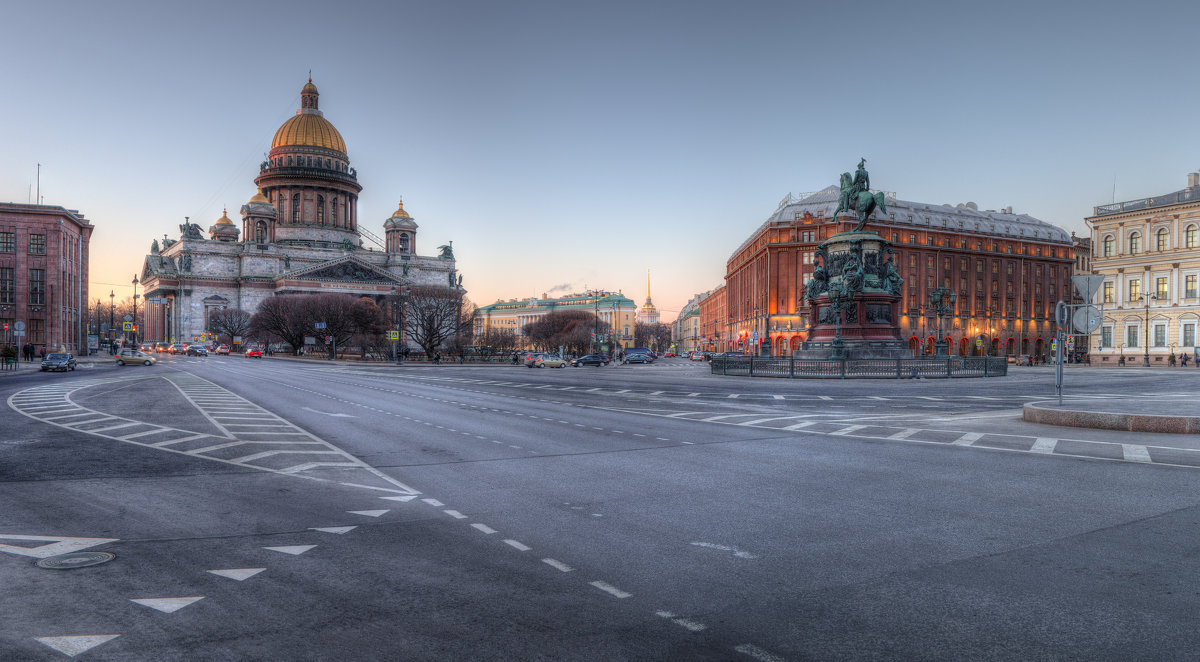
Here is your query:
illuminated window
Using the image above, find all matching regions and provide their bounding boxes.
[1156,277,1168,299]
[1187,275,1197,298]
[1156,228,1169,251]
[1187,226,1198,249]
[1103,281,1113,303]
[1128,279,1141,301]
[1129,232,1141,254]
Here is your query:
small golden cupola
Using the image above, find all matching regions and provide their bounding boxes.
[209,207,241,242]
[385,197,418,254]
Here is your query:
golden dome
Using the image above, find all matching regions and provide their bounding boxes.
[302,76,318,95]
[391,199,411,219]
[216,207,234,225]
[271,113,347,153]
[248,188,269,204]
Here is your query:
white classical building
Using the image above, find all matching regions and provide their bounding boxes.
[1086,168,1200,365]
[139,79,459,343]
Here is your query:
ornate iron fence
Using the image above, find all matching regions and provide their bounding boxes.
[710,356,1007,379]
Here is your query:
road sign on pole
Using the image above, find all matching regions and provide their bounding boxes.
[14,321,25,332]
[1072,306,1102,334]
[1071,275,1106,303]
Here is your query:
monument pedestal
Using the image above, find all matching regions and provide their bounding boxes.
[793,225,910,360]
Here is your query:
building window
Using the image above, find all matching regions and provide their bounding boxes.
[1103,281,1114,303]
[1187,275,1197,298]
[0,231,13,252]
[29,269,45,305]
[29,233,46,254]
[1187,226,1198,249]
[1154,324,1167,347]
[1129,232,1141,254]
[287,156,293,166]
[1127,326,1139,348]
[317,195,325,224]
[1101,326,1112,348]
[908,234,916,244]
[1128,279,1141,301]
[1156,228,1169,252]
[331,199,338,225]
[0,267,13,304]
[398,232,409,252]
[292,194,300,223]
[1156,276,1169,299]
[1185,323,1196,347]
[1006,262,1013,275]
[29,318,44,345]
[255,221,267,244]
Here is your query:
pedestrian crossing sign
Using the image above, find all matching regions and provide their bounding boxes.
[122,322,134,331]
[388,330,400,340]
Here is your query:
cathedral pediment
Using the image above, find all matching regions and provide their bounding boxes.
[282,256,399,284]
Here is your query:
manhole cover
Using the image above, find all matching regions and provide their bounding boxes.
[35,552,115,569]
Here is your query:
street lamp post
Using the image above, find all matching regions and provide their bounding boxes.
[929,286,957,357]
[108,290,115,350]
[1143,292,1158,367]
[131,275,140,347]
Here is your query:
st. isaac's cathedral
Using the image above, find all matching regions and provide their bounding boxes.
[139,78,459,344]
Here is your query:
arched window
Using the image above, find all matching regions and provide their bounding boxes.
[330,198,338,225]
[1102,235,1114,257]
[317,195,325,225]
[291,194,300,223]
[1129,232,1141,254]
[287,156,293,166]
[1156,228,1168,251]
[399,233,410,252]
[255,221,267,243]
[1188,225,1198,249]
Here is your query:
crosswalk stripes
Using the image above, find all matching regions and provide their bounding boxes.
[7,375,419,498]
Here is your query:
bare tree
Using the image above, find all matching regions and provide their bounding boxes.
[403,285,463,358]
[207,308,252,346]
[634,322,672,352]
[249,296,312,354]
[476,329,518,357]
[522,310,604,355]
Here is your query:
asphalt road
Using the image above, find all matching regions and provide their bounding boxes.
[3,356,1200,661]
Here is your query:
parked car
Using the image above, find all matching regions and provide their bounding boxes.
[571,354,608,367]
[245,348,263,358]
[40,353,76,372]
[625,353,651,364]
[115,349,156,367]
[523,352,545,367]
[215,345,230,355]
[535,355,568,368]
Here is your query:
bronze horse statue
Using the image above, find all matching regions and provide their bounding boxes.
[835,172,887,232]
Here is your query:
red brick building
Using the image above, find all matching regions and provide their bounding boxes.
[698,284,726,351]
[0,203,93,354]
[708,186,1075,357]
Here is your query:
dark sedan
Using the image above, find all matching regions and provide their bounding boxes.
[625,353,651,364]
[40,353,76,372]
[571,354,608,367]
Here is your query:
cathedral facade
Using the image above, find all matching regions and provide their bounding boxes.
[139,78,458,344]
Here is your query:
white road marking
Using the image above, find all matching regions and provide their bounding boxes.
[130,596,204,613]
[542,558,574,572]
[1122,444,1153,462]
[380,495,418,502]
[782,422,814,430]
[690,541,757,559]
[444,510,468,519]
[1030,437,1058,454]
[310,526,356,534]
[504,539,532,551]
[263,545,316,555]
[208,568,265,581]
[35,635,121,657]
[830,425,866,436]
[953,432,983,446]
[589,580,631,598]
[734,643,787,662]
[348,510,389,518]
[472,523,498,534]
[0,534,118,559]
[422,498,445,507]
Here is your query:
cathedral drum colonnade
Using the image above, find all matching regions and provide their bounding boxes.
[139,78,458,345]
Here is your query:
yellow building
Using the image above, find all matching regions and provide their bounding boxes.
[1086,168,1200,365]
[475,290,638,350]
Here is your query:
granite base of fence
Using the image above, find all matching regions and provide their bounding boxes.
[710,356,1008,379]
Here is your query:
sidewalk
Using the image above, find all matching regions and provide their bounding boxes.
[1023,395,1200,434]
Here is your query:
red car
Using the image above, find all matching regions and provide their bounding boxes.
[245,348,263,358]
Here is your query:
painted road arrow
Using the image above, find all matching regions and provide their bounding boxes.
[301,406,356,418]
[0,534,118,559]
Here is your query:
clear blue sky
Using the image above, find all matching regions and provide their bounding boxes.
[3,0,1199,319]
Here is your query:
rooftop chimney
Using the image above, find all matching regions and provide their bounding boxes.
[1188,172,1199,188]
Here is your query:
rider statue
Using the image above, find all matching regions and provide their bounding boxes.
[834,158,887,233]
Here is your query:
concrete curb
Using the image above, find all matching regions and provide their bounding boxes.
[1022,401,1200,434]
